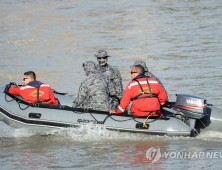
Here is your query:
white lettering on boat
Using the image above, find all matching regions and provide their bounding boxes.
[186,100,202,105]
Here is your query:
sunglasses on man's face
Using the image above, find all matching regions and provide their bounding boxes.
[97,57,107,60]
[23,78,29,81]
[131,72,137,74]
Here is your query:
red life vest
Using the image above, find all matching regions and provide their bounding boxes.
[116,76,167,116]
[9,81,58,105]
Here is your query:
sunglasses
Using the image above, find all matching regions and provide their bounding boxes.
[131,72,137,74]
[97,57,107,60]
[23,78,29,81]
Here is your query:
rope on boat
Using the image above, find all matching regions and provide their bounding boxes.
[4,86,31,110]
[5,83,15,102]
[109,115,163,125]
[109,116,135,122]
[90,112,104,124]
[5,93,15,102]
[143,113,151,128]
[89,112,150,125]
[17,100,31,110]
[3,84,174,126]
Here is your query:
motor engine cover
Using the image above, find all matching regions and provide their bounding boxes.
[175,94,207,119]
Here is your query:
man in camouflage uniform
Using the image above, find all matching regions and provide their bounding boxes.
[72,61,117,112]
[94,50,123,101]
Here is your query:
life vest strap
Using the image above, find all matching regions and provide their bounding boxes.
[131,76,157,101]
[36,86,40,103]
[131,93,158,101]
[35,82,49,104]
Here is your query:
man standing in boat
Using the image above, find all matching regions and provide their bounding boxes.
[110,65,167,116]
[94,50,123,102]
[72,61,117,111]
[8,71,58,105]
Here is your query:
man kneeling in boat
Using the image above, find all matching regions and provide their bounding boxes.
[72,61,117,112]
[109,65,167,116]
[8,71,58,105]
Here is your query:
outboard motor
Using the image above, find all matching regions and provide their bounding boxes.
[174,94,208,132]
[175,94,207,119]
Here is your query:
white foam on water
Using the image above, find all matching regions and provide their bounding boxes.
[3,123,221,143]
[44,123,196,143]
[0,126,43,138]
[0,122,196,142]
[196,131,222,142]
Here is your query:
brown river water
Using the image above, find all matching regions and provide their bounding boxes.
[0,0,222,169]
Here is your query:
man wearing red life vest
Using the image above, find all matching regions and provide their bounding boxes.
[110,65,167,116]
[8,71,58,105]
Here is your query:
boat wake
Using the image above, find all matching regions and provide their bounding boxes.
[1,123,222,142]
[197,131,222,142]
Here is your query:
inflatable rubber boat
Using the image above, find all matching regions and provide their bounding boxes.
[0,83,222,137]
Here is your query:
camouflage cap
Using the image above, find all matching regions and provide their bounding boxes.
[94,50,111,58]
[82,61,97,72]
[131,60,148,72]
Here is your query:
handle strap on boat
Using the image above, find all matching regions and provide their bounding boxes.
[143,112,152,128]
[89,112,111,124]
[4,83,16,102]
[17,100,30,110]
[5,93,15,102]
